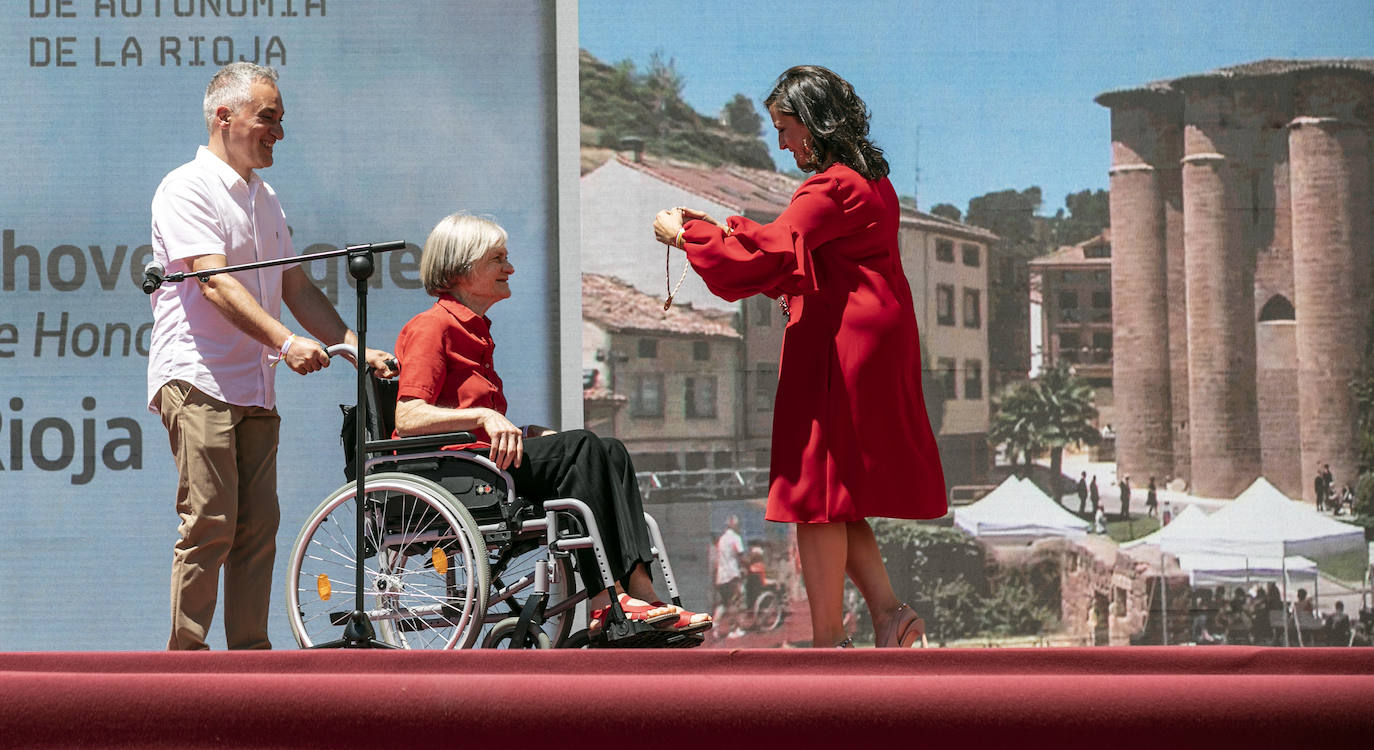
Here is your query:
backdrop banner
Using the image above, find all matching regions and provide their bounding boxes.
[1,0,562,650]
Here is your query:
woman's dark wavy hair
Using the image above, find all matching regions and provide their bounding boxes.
[764,65,889,180]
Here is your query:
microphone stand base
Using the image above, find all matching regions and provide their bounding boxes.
[309,610,398,650]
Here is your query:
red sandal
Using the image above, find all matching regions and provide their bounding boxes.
[589,594,678,629]
[651,601,713,635]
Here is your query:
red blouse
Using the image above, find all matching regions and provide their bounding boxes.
[394,294,506,448]
[684,164,948,523]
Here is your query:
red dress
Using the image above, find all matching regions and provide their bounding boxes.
[683,164,947,523]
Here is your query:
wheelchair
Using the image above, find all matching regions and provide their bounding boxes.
[283,345,701,649]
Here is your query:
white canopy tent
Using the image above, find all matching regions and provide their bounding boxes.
[1158,478,1366,563]
[1121,504,1210,550]
[1175,552,1319,589]
[953,476,1090,543]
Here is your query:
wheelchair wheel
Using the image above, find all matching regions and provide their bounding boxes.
[480,616,553,649]
[285,472,490,650]
[483,544,577,648]
[752,589,785,632]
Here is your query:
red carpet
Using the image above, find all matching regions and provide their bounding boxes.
[2,648,1371,747]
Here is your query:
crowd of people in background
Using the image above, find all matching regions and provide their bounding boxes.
[1189,582,1369,647]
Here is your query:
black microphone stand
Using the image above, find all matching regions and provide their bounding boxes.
[145,240,406,649]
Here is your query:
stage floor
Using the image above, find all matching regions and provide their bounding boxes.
[3,647,1372,747]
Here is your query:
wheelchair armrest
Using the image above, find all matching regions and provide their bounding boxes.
[365,432,478,454]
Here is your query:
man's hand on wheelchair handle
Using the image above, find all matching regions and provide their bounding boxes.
[479,408,523,470]
[364,348,399,379]
[284,337,330,374]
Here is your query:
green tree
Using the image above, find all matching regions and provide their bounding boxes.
[988,363,1099,503]
[579,49,773,170]
[1048,188,1110,247]
[929,203,962,222]
[988,380,1049,472]
[1034,363,1102,503]
[966,187,1043,246]
[722,93,762,135]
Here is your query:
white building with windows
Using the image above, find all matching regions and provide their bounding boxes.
[582,273,741,472]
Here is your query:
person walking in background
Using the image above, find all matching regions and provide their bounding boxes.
[714,514,747,638]
[1118,475,1131,520]
[1314,461,1328,511]
[652,65,945,648]
[1145,476,1158,518]
[147,62,397,650]
[1076,472,1089,514]
[1089,475,1100,514]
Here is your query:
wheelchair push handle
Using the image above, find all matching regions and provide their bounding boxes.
[324,343,400,376]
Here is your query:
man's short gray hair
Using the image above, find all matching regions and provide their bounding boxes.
[203,62,279,132]
[420,213,509,296]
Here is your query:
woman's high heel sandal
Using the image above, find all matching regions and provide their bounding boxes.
[877,603,926,648]
[835,637,854,648]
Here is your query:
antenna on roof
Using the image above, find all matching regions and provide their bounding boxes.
[912,126,921,210]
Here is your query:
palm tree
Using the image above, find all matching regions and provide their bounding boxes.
[1033,363,1101,505]
[988,363,1100,504]
[988,381,1049,474]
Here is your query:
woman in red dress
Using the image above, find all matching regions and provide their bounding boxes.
[653,65,946,647]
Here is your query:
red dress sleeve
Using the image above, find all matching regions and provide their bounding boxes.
[682,171,868,301]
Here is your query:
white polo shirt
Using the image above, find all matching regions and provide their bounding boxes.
[146,146,297,414]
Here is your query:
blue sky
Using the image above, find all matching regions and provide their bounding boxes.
[579,0,1374,217]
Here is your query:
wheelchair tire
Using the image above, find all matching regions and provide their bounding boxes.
[483,547,577,648]
[752,589,785,632]
[480,616,553,649]
[285,472,490,650]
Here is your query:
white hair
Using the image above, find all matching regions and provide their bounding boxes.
[420,213,509,296]
[203,62,279,132]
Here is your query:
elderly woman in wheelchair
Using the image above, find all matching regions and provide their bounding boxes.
[305,211,709,649]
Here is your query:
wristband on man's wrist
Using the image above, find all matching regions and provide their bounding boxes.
[270,334,295,368]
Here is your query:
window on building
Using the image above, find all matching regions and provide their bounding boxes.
[936,284,955,325]
[937,357,957,399]
[693,341,710,361]
[1092,331,1113,364]
[685,375,717,419]
[1258,295,1296,322]
[964,359,983,400]
[935,238,954,262]
[754,363,778,410]
[961,243,980,267]
[637,338,658,358]
[1090,290,1112,322]
[963,288,981,329]
[630,373,663,418]
[1058,291,1080,323]
[1059,332,1081,364]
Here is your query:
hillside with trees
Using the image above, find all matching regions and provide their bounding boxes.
[579,49,774,172]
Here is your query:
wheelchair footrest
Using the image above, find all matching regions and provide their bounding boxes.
[588,618,706,649]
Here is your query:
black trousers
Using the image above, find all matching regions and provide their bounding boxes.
[477,429,655,593]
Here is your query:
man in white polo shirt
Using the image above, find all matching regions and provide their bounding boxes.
[147,62,397,650]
